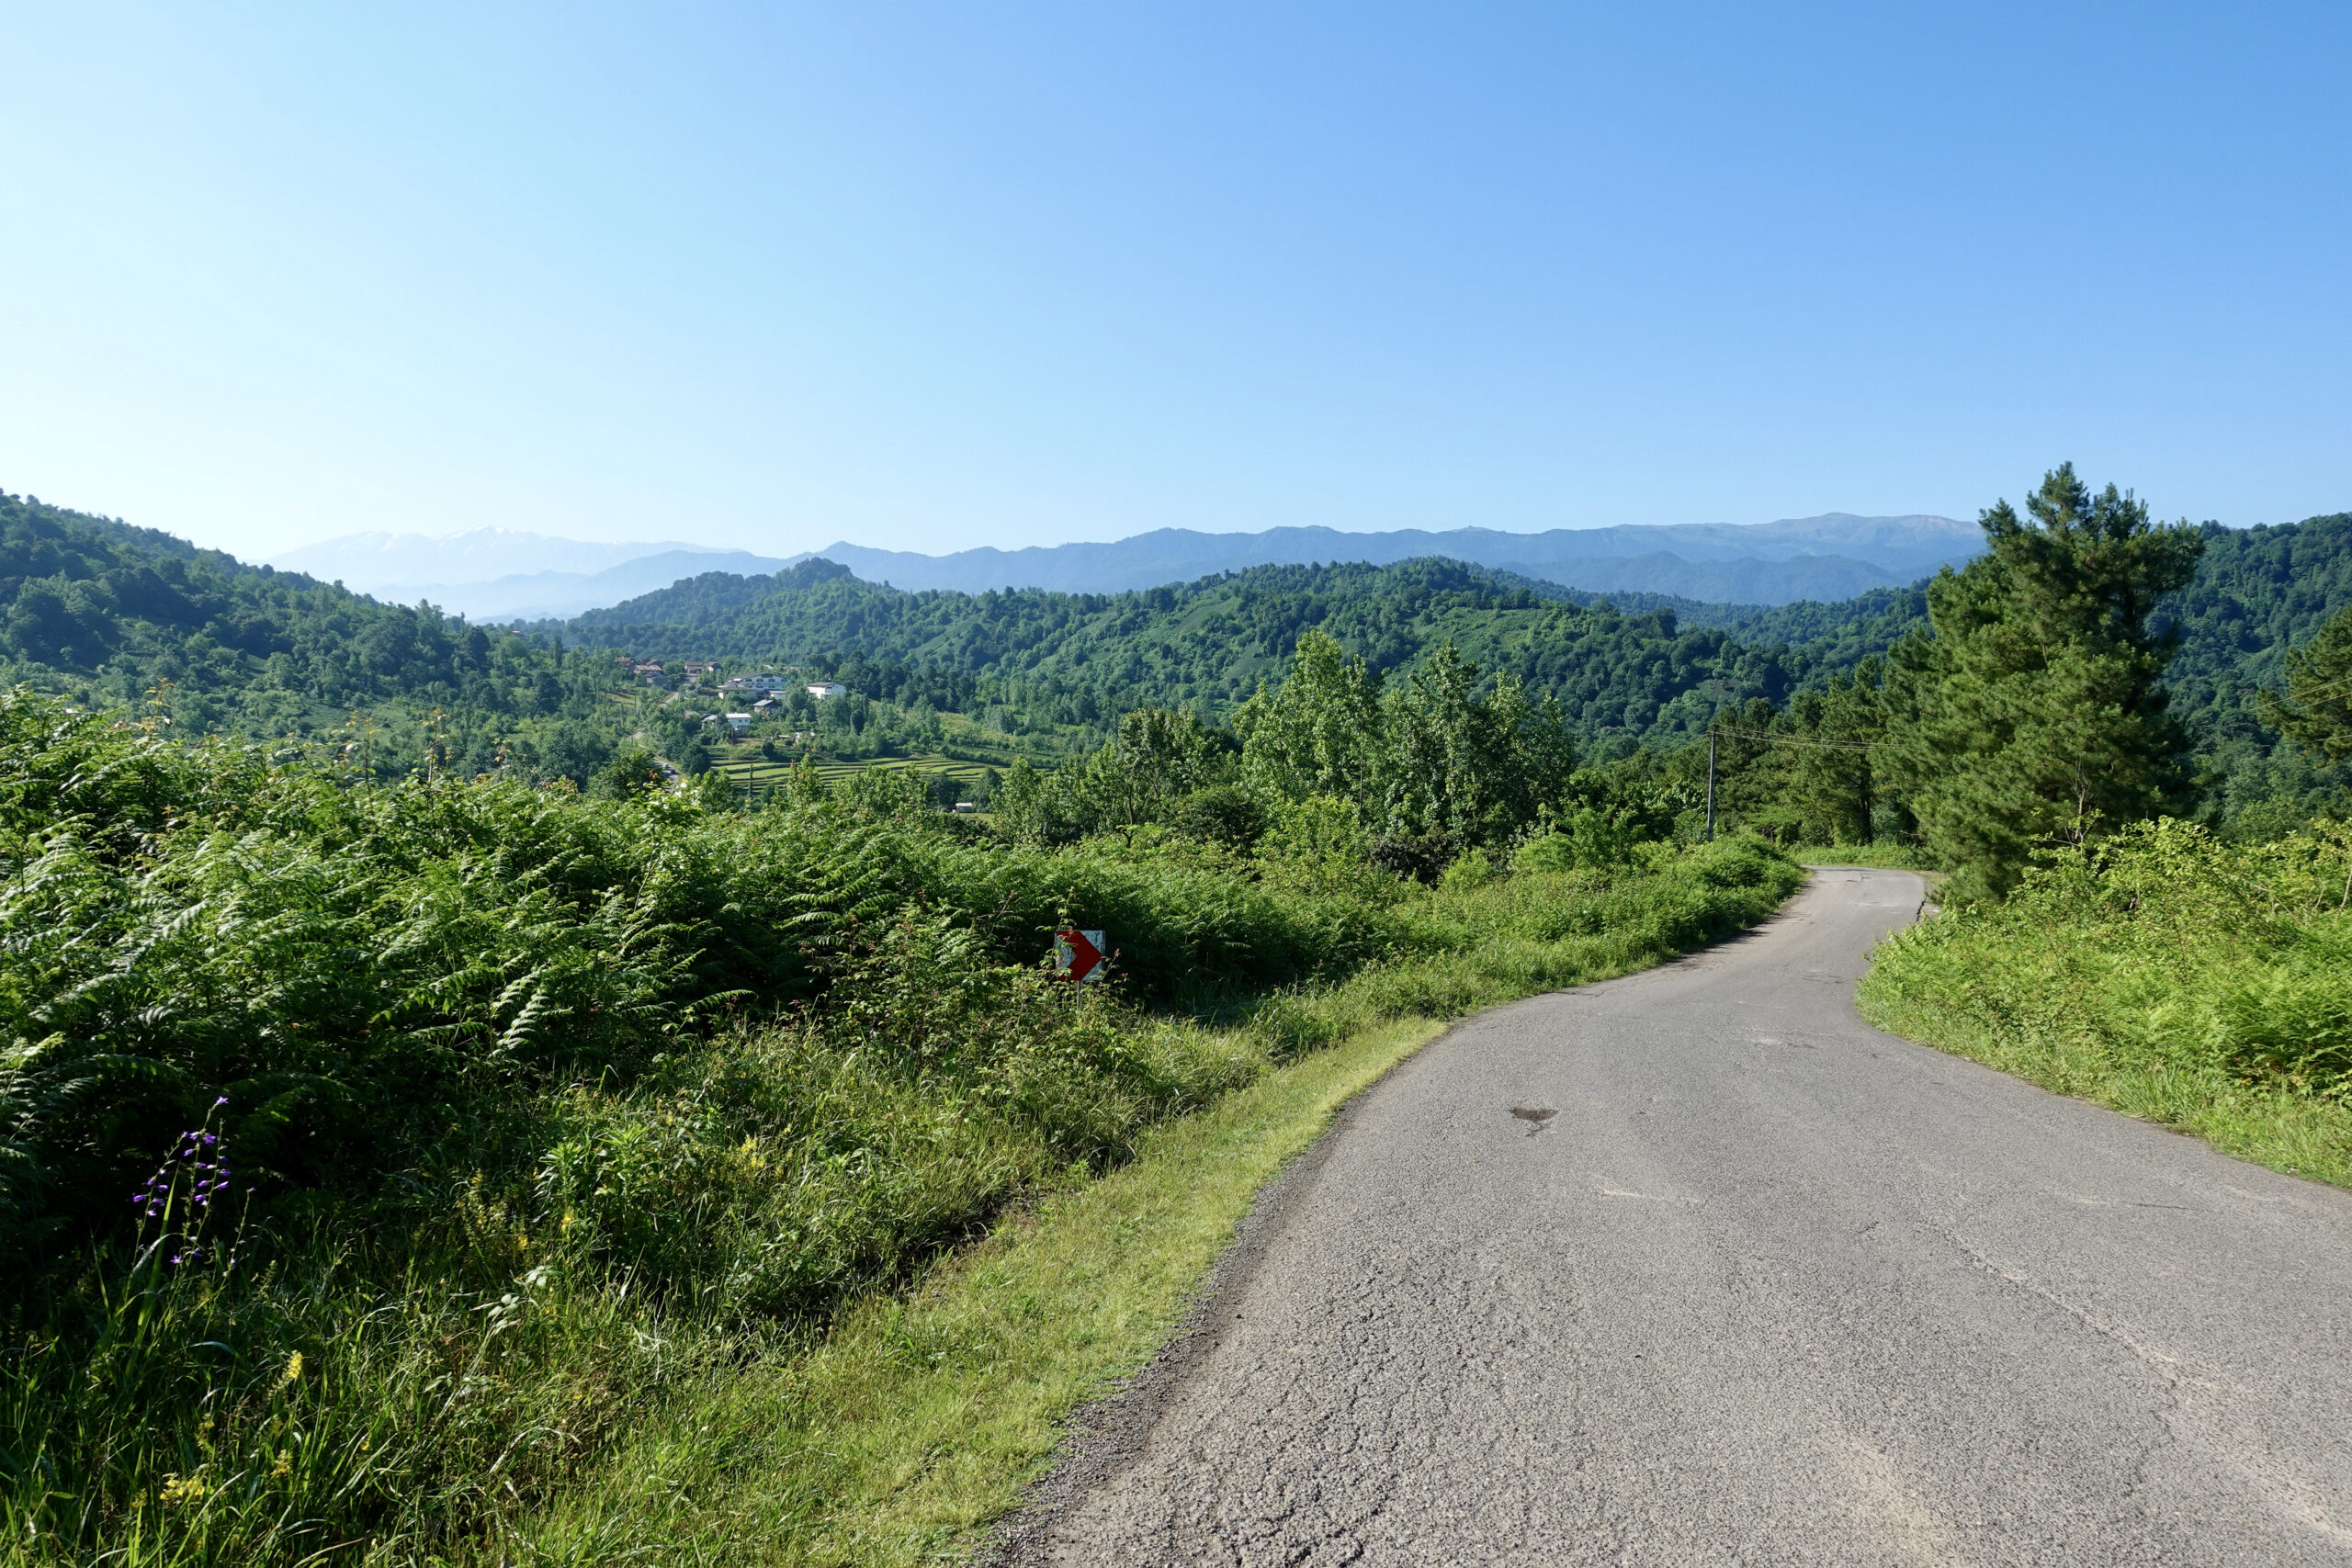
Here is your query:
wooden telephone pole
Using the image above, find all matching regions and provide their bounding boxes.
[1704,715,1717,842]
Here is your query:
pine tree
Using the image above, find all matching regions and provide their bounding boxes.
[1885,464,2203,900]
[2258,604,2352,764]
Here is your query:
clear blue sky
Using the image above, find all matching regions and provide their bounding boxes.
[2,3,2346,561]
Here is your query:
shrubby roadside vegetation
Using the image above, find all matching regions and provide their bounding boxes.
[1813,468,2352,1200]
[1862,818,2352,1184]
[0,677,1798,1563]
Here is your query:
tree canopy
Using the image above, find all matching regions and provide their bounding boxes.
[1879,465,2203,897]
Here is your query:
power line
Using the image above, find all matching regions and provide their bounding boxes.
[1709,725,1884,753]
[2270,671,2352,702]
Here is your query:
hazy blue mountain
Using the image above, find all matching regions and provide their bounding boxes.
[381,549,797,621]
[1487,551,1903,604]
[268,527,731,592]
[272,513,1981,616]
[798,514,1977,604]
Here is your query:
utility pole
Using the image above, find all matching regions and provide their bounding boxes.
[1704,715,1717,843]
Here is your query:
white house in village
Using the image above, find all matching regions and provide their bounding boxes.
[704,712,754,734]
[720,673,793,694]
[806,682,847,700]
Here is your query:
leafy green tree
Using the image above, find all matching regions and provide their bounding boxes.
[651,708,713,773]
[1376,643,1574,846]
[1723,665,1891,845]
[835,764,930,819]
[1885,464,2204,898]
[1170,784,1267,849]
[989,756,1090,845]
[2259,605,2352,764]
[1084,706,1237,827]
[593,746,668,800]
[1238,632,1575,864]
[1237,630,1383,803]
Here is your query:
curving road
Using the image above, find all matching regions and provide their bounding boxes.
[994,868,2352,1566]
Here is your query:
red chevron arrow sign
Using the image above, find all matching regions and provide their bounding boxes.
[1055,928,1107,983]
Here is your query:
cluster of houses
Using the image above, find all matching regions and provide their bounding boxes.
[612,656,668,687]
[602,657,852,713]
[717,673,845,699]
[700,676,851,735]
[608,657,721,690]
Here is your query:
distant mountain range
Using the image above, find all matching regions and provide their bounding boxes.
[270,513,1985,617]
[389,550,797,622]
[269,527,719,584]
[266,529,789,621]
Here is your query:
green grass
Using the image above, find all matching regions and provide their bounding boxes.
[1861,978,2352,1188]
[506,1015,1449,1565]
[1859,818,2352,1189]
[713,749,997,802]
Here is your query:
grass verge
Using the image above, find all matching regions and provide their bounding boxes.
[506,1015,1447,1566]
[1858,981,2352,1188]
[1857,818,2352,1190]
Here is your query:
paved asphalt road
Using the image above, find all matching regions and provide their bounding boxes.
[996,868,2352,1566]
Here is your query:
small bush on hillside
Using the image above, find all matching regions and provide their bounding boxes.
[1514,803,1644,873]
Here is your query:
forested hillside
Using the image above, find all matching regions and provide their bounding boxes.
[2156,513,2352,829]
[4,473,2349,846]
[570,556,1928,758]
[0,491,644,781]
[5,481,2350,832]
[570,510,2352,823]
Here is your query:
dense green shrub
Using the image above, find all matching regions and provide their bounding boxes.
[0,690,1404,1264]
[1863,818,2352,1100]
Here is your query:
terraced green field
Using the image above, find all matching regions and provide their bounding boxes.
[711,747,998,806]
